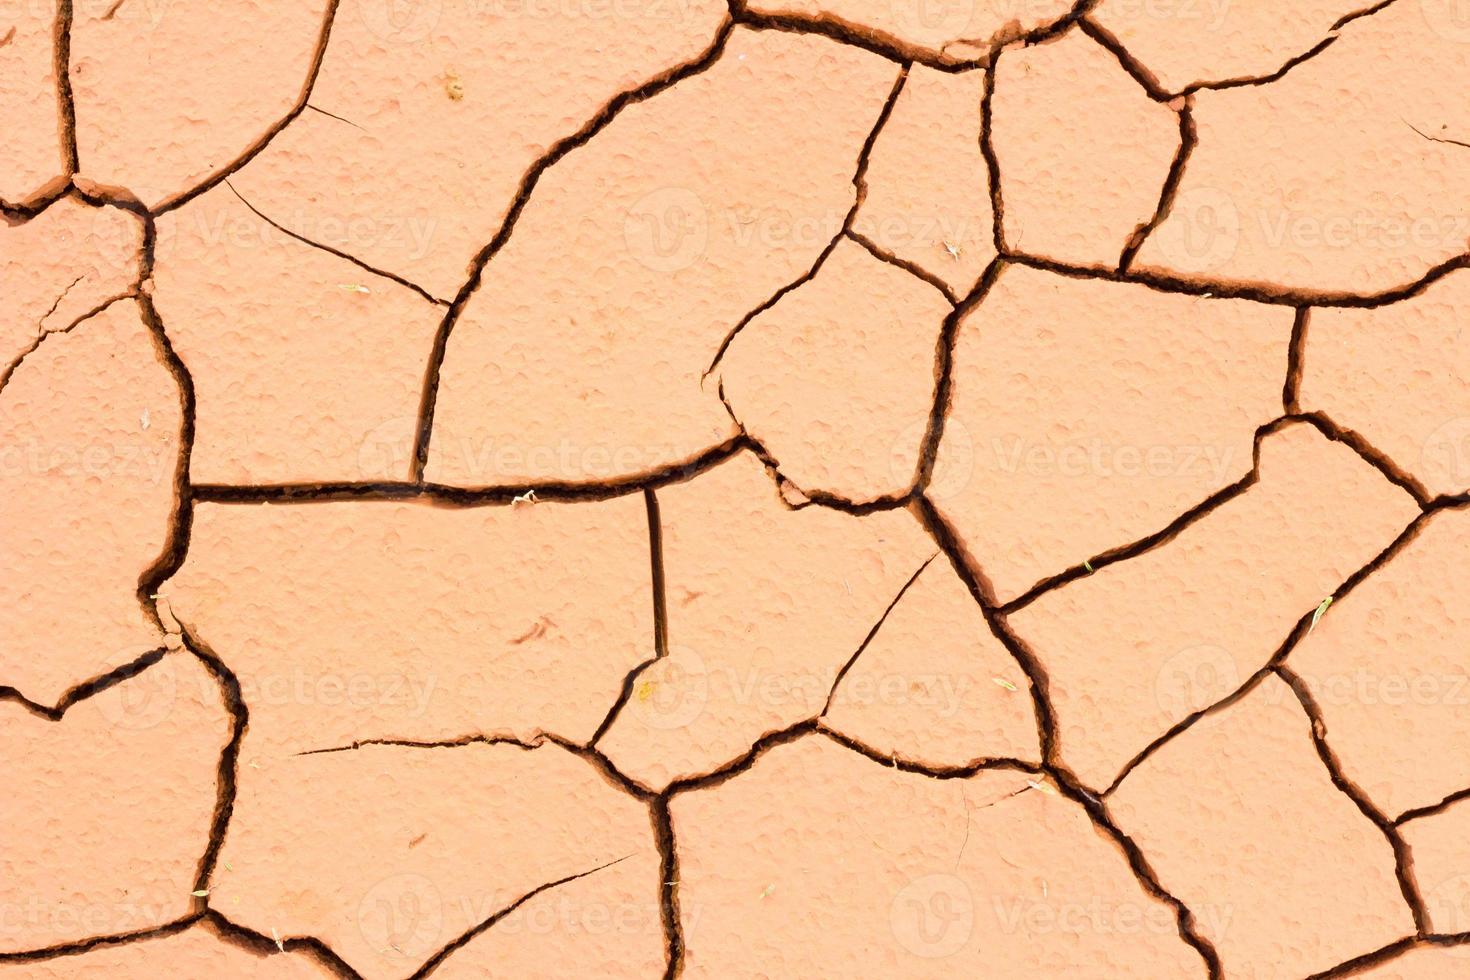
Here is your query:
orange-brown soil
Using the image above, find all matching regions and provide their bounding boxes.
[5,1,1470,978]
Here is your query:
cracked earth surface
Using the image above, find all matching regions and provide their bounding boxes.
[4,0,1470,977]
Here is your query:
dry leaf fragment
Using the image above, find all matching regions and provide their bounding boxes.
[1309,596,1334,633]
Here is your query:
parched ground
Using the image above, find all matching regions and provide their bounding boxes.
[4,0,1470,977]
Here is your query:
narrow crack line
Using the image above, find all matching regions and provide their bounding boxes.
[1003,245,1470,310]
[728,3,959,71]
[295,733,549,757]
[1427,489,1470,511]
[1331,0,1405,31]
[1077,16,1171,102]
[1103,508,1432,797]
[727,0,1099,71]
[554,735,659,802]
[652,796,683,979]
[305,102,365,132]
[36,273,86,330]
[937,0,1104,61]
[818,723,1043,779]
[1181,0,1404,97]
[294,731,656,803]
[135,290,199,634]
[1001,466,1257,615]
[1308,936,1421,979]
[224,180,447,306]
[199,910,364,980]
[183,632,248,910]
[67,181,156,289]
[951,782,1024,869]
[718,383,912,516]
[1309,932,1470,979]
[70,177,149,215]
[1284,307,1309,413]
[54,0,78,175]
[910,496,1060,763]
[1193,33,1342,95]
[1119,99,1196,272]
[412,17,737,482]
[589,652,662,749]
[704,62,910,379]
[820,553,938,716]
[844,228,958,305]
[0,25,15,48]
[0,914,201,963]
[153,0,342,215]
[588,489,670,747]
[1396,785,1470,826]
[0,647,166,721]
[1307,936,1422,979]
[409,855,635,979]
[719,428,787,511]
[1406,118,1470,151]
[0,290,132,395]
[666,719,821,798]
[1103,665,1275,798]
[979,58,1005,255]
[1000,413,1305,616]
[1005,417,1428,793]
[940,418,1427,790]
[914,257,1006,497]
[650,727,1049,972]
[1047,765,1225,977]
[190,437,742,507]
[703,230,844,380]
[1294,409,1432,506]
[0,178,74,218]
[1086,0,1403,100]
[55,288,136,332]
[1276,663,1430,933]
